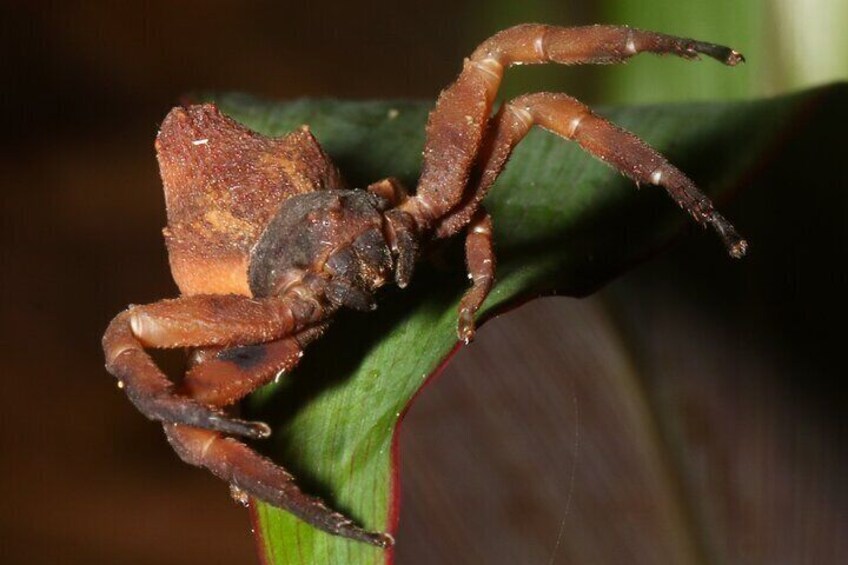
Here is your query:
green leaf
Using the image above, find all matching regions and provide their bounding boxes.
[200,86,833,564]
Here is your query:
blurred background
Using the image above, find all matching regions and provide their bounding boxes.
[2,1,846,563]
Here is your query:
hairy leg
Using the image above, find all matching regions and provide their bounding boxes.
[404,24,743,233]
[457,210,495,343]
[103,311,270,438]
[124,293,325,349]
[179,322,327,406]
[164,326,393,548]
[102,292,331,434]
[469,24,743,67]
[183,342,298,407]
[163,425,393,547]
[437,93,747,256]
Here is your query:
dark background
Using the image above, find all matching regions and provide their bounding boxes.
[2,2,846,564]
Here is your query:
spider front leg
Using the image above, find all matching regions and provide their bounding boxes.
[103,291,329,436]
[163,326,393,548]
[104,310,267,439]
[403,24,745,254]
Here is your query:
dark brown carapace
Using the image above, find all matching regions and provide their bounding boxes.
[103,24,746,547]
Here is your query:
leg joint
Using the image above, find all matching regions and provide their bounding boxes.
[506,104,534,131]
[469,57,504,86]
[624,27,637,55]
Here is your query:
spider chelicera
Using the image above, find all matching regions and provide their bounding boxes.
[103,24,746,547]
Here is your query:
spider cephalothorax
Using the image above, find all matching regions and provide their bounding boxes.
[103,24,746,546]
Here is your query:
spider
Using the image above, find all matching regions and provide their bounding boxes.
[103,24,746,547]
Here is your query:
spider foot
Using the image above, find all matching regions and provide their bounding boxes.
[708,211,748,258]
[688,40,746,66]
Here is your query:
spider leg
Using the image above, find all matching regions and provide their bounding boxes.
[164,326,393,548]
[104,311,269,438]
[438,93,747,256]
[457,209,495,343]
[182,340,300,406]
[468,24,743,67]
[403,24,744,253]
[123,293,323,349]
[163,425,393,547]
[103,292,330,436]
[179,323,327,406]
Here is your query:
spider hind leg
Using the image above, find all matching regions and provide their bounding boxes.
[438,93,747,256]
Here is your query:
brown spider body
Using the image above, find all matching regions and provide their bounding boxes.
[249,190,395,309]
[104,24,747,547]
